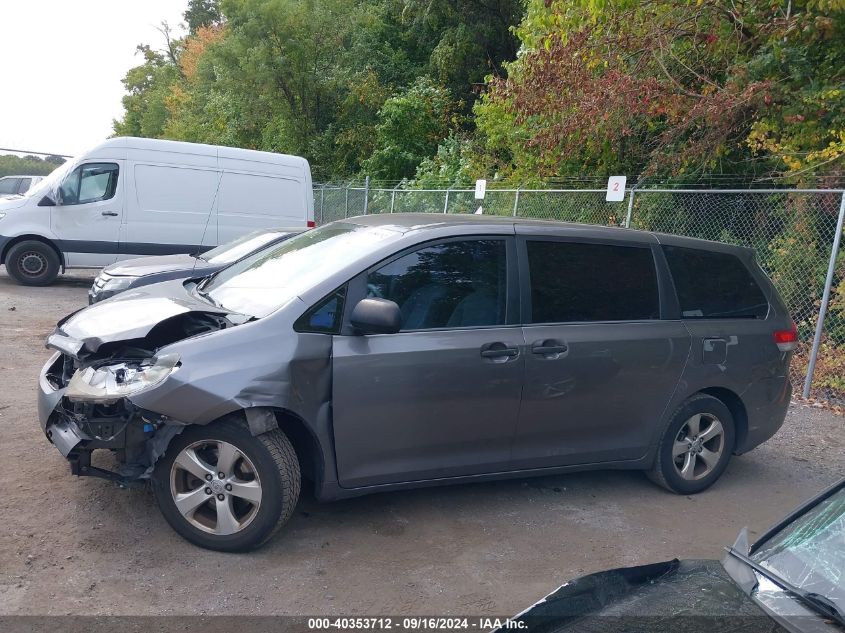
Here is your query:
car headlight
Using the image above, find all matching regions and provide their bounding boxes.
[101,275,138,293]
[65,353,180,402]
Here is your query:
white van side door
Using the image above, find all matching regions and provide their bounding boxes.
[119,162,221,259]
[216,171,307,244]
[51,161,125,267]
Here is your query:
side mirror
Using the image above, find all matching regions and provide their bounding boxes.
[350,298,401,335]
[38,194,56,207]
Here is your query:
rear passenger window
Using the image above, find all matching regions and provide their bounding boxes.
[527,241,659,323]
[663,246,768,319]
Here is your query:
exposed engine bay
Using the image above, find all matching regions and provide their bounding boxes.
[41,299,244,485]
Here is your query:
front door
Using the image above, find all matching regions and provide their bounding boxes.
[332,237,524,488]
[511,237,690,468]
[51,161,123,267]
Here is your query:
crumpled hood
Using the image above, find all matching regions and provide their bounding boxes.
[104,254,201,278]
[48,280,234,356]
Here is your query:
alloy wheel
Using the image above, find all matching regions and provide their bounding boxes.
[672,413,725,481]
[169,440,263,535]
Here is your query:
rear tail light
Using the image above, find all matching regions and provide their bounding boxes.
[306,220,316,228]
[773,323,798,352]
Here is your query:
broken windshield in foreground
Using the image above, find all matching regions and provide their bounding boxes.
[200,222,402,318]
[751,486,845,615]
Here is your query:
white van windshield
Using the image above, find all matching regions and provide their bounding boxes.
[198,222,402,318]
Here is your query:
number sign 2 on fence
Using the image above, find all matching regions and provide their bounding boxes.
[606,176,626,202]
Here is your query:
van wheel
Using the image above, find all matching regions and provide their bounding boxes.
[152,415,300,552]
[5,240,60,286]
[648,394,735,495]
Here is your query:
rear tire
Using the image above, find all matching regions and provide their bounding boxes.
[152,414,300,552]
[5,240,60,286]
[648,394,735,494]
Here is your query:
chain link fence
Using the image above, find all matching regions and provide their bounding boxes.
[315,184,845,404]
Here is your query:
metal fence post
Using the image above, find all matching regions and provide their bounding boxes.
[390,184,398,213]
[803,191,845,398]
[624,188,636,228]
[512,188,521,217]
[344,184,349,218]
[319,186,324,225]
[363,176,370,215]
[443,188,450,213]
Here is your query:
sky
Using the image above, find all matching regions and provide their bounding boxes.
[0,0,187,157]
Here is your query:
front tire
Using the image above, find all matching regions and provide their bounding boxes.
[648,394,735,494]
[153,415,300,552]
[5,240,60,286]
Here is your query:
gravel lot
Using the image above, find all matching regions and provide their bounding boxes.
[0,268,842,617]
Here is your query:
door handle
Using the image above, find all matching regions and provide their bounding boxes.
[480,343,519,359]
[101,211,118,217]
[531,340,568,356]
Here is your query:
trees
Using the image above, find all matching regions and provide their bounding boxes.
[0,155,61,177]
[472,0,845,184]
[113,0,844,184]
[363,77,456,181]
[112,0,521,180]
[184,0,222,34]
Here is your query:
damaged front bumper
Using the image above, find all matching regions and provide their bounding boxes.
[38,352,184,485]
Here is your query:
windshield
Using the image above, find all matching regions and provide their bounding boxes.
[199,222,402,318]
[751,485,845,614]
[22,160,75,200]
[199,230,290,265]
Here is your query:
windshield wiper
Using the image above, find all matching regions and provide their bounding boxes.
[724,546,845,627]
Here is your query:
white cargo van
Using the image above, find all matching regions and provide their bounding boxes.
[0,137,314,286]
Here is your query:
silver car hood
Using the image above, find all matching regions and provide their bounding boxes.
[103,254,201,278]
[0,196,29,211]
[47,282,233,356]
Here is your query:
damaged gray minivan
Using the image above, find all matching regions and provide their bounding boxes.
[38,214,796,551]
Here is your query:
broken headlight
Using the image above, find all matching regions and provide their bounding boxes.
[65,353,180,402]
[99,275,138,294]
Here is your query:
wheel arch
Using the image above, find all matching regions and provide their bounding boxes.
[697,387,748,454]
[227,406,325,496]
[1,234,65,271]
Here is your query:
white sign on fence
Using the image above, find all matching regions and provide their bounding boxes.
[606,175,627,202]
[474,179,487,200]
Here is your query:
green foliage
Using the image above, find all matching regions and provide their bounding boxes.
[113,45,181,138]
[184,0,222,34]
[363,77,456,181]
[412,134,476,187]
[0,154,61,178]
[473,0,845,183]
[112,0,520,181]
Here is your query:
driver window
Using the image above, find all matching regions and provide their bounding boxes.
[59,163,119,205]
[366,239,507,331]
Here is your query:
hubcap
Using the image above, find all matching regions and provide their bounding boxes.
[19,251,47,276]
[170,440,262,535]
[672,413,725,481]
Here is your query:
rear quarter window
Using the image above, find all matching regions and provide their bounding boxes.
[663,245,768,319]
